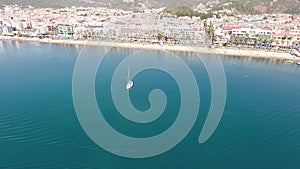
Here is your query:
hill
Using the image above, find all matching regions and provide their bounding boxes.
[0,0,300,14]
[164,6,213,19]
[0,0,207,8]
[210,0,300,14]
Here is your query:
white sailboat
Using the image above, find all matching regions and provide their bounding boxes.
[125,67,133,90]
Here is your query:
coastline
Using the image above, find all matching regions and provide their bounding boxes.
[1,36,296,61]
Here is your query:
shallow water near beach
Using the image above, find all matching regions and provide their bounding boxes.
[0,41,300,169]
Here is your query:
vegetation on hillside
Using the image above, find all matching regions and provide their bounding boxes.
[164,6,213,19]
[0,0,299,14]
[210,0,260,15]
[212,0,300,14]
[164,6,200,17]
[0,0,84,8]
[0,0,207,8]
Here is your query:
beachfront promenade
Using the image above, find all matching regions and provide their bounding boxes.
[1,36,296,61]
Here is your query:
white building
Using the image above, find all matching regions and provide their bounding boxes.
[289,29,300,35]
[232,27,272,39]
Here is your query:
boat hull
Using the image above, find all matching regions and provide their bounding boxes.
[126,80,134,90]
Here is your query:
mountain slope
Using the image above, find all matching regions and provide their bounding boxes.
[211,0,300,14]
[0,0,209,8]
[0,0,300,14]
[0,0,87,8]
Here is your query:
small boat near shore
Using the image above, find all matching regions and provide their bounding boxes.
[285,57,294,61]
[285,57,294,64]
[296,62,300,65]
[285,60,294,64]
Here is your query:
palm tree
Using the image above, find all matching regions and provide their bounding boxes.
[235,36,240,46]
[87,29,92,38]
[261,38,267,48]
[287,40,291,48]
[230,38,235,47]
[269,38,275,46]
[83,29,87,38]
[108,29,114,39]
[209,21,214,44]
[287,37,293,47]
[240,36,245,46]
[90,29,96,39]
[218,35,222,40]
[226,39,230,48]
[283,34,288,40]
[204,21,207,35]
[281,39,285,47]
[99,30,104,39]
[249,39,254,47]
[77,30,83,39]
[112,30,116,38]
[291,41,297,48]
[254,38,259,48]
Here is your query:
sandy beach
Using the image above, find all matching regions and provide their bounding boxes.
[1,36,296,61]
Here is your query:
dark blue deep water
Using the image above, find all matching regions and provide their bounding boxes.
[0,41,300,169]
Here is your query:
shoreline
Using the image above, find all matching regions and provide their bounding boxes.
[1,37,297,61]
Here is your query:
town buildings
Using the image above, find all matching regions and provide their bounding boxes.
[0,5,299,48]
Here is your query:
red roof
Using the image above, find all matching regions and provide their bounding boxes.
[195,27,205,31]
[263,27,272,31]
[121,28,138,32]
[223,26,240,30]
[273,32,294,37]
[140,29,154,33]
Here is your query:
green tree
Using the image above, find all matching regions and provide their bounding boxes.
[209,21,214,44]
[249,39,254,47]
[17,32,22,37]
[254,38,259,48]
[287,40,291,47]
[269,38,275,45]
[226,39,230,47]
[204,21,208,35]
[281,39,285,46]
[292,41,297,46]
[283,34,288,40]
[240,36,245,45]
[260,38,266,48]
[231,38,235,47]
[245,33,250,45]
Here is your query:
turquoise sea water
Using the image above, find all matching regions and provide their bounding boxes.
[0,41,300,169]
